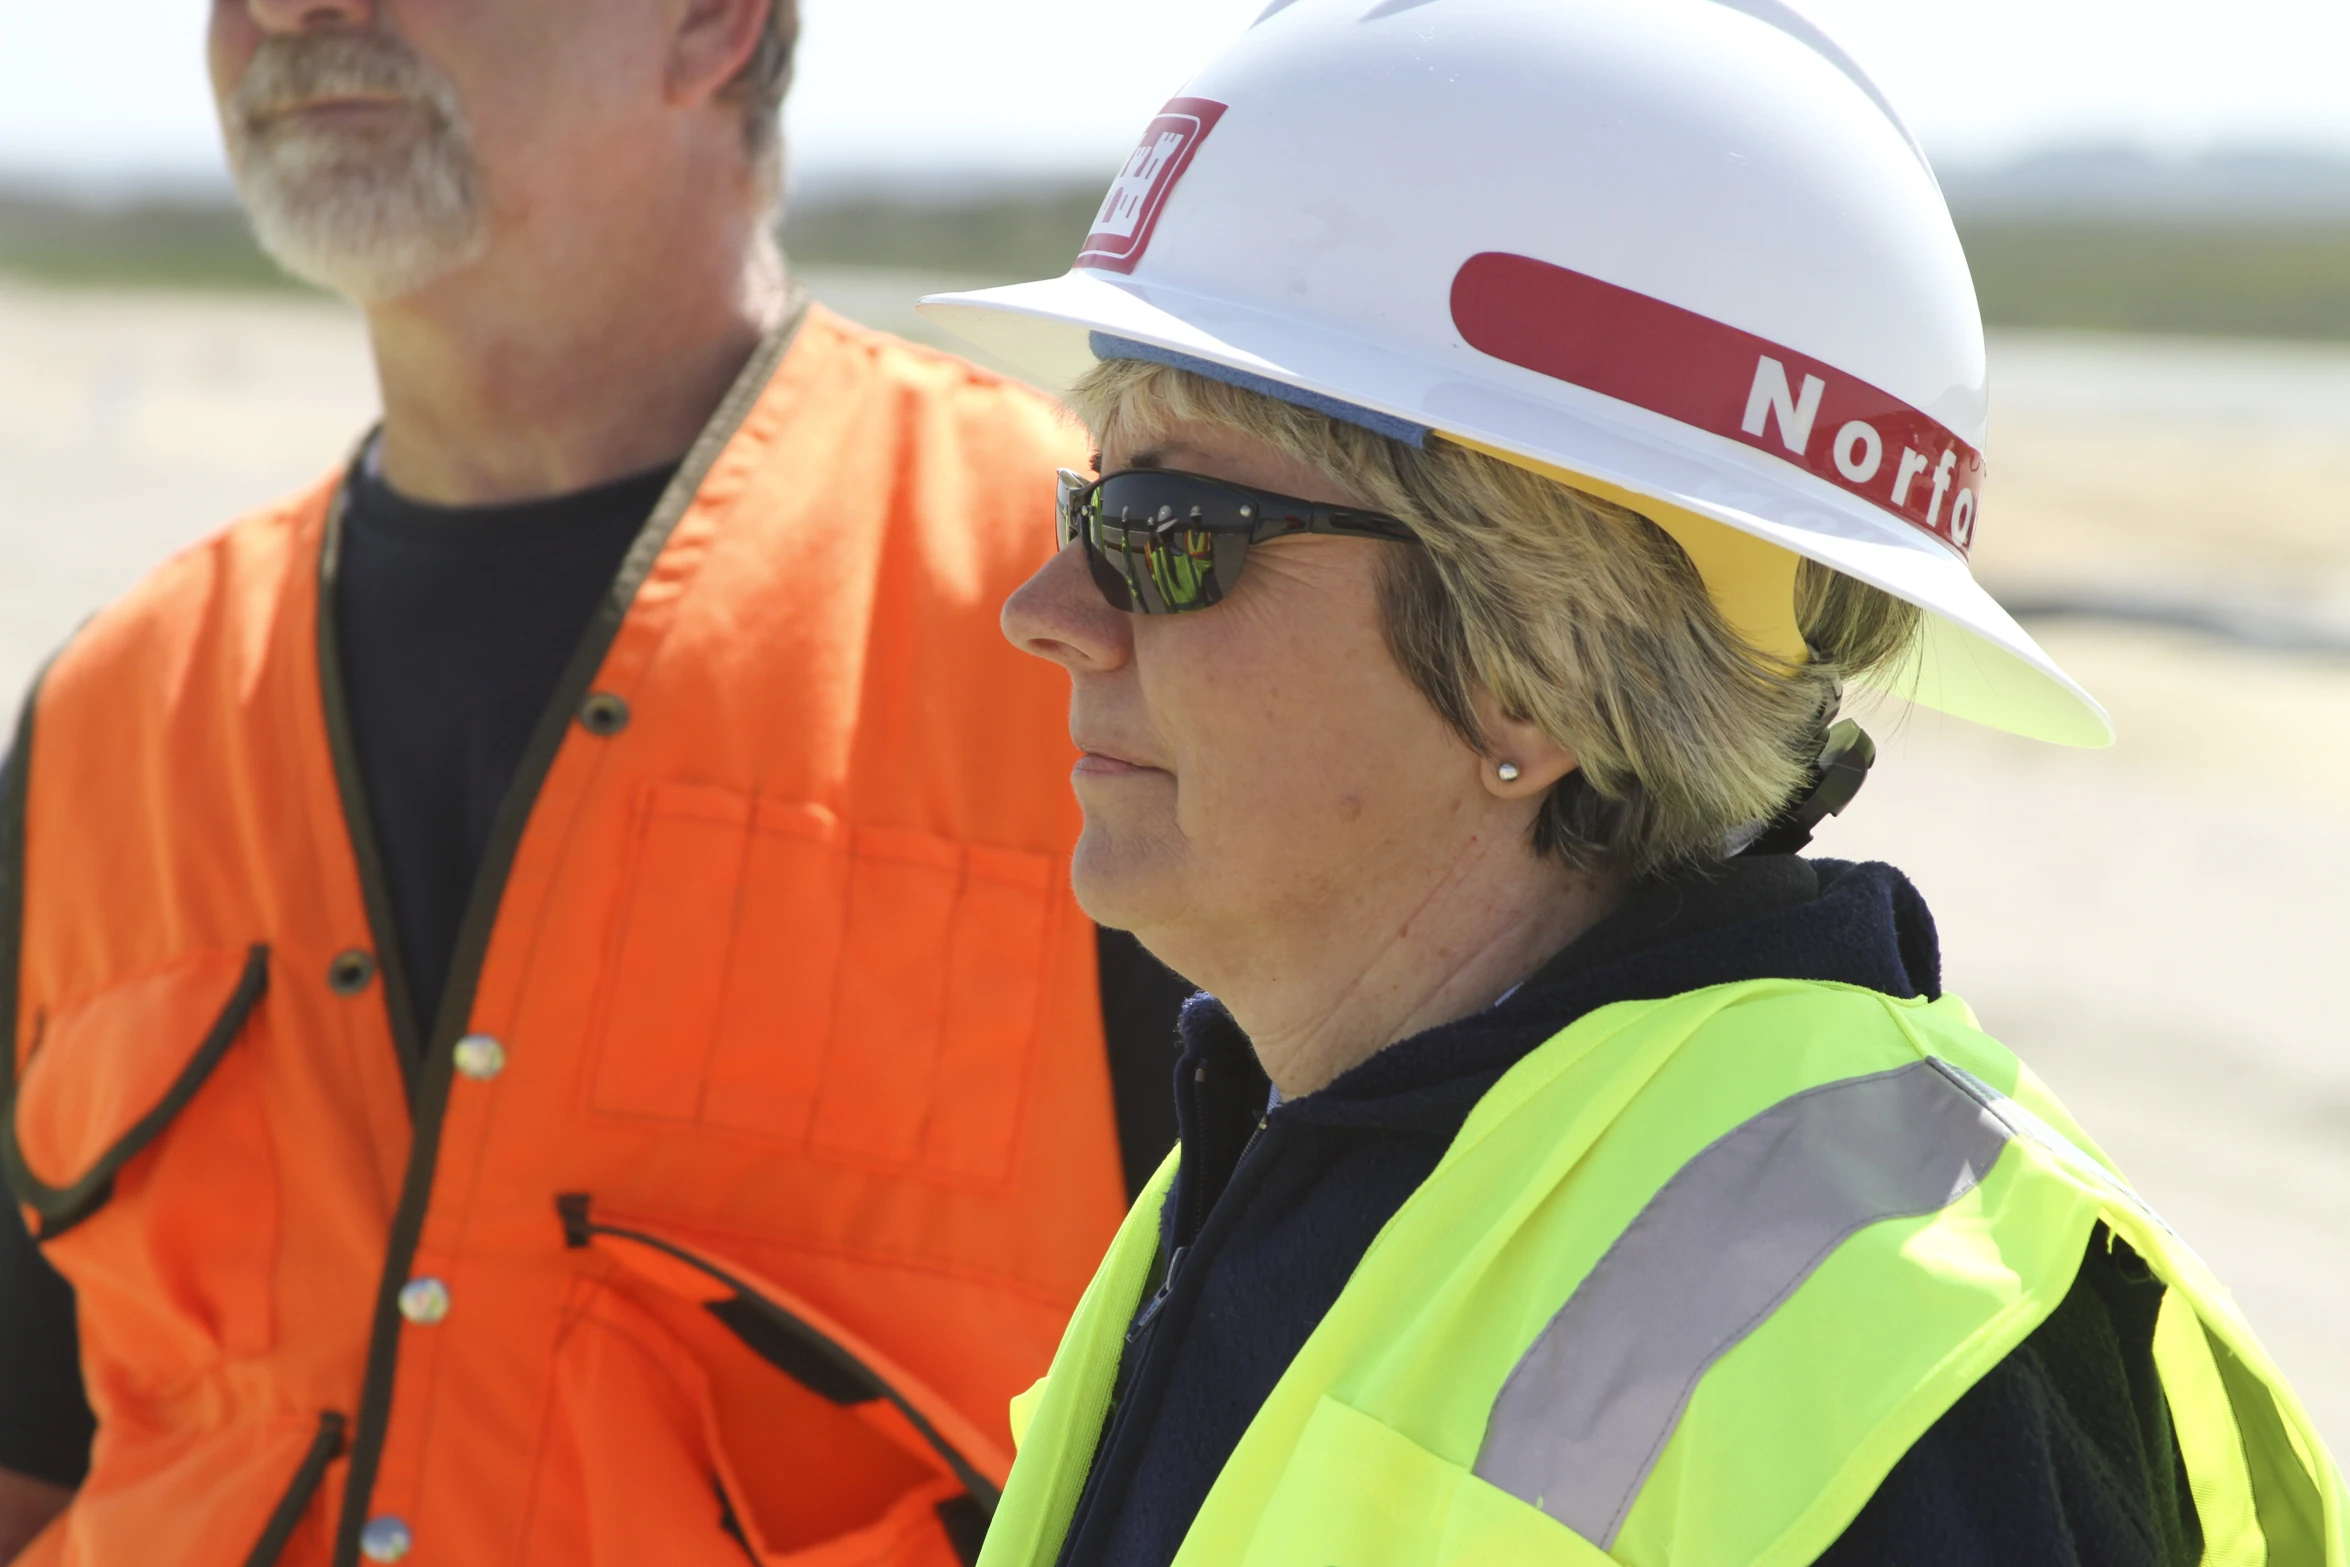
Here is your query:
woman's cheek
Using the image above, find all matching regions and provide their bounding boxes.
[1213,685,1349,886]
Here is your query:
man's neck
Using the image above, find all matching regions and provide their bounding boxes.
[364,213,788,506]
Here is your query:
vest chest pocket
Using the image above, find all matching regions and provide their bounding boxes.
[587,783,1060,1187]
[1200,1395,1612,1567]
[3,945,279,1380]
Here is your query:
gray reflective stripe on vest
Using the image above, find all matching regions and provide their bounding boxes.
[1472,1059,2014,1545]
[1929,1056,2174,1239]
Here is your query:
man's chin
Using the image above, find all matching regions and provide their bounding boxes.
[234,158,485,304]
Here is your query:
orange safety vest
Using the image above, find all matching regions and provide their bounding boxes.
[0,303,1127,1567]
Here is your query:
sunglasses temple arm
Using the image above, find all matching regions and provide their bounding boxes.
[1307,504,1418,542]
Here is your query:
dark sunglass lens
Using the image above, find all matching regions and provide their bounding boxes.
[1083,473,1254,614]
[1083,523,1137,611]
[1144,524,1222,611]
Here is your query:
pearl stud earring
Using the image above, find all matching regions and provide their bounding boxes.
[1497,761,1522,783]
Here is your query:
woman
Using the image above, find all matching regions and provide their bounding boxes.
[924,2,2344,1563]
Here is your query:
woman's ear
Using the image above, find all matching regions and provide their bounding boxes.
[1470,688,1579,799]
[666,0,770,108]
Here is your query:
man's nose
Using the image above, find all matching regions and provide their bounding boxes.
[1002,541,1134,674]
[244,0,371,34]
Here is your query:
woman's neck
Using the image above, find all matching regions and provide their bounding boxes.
[1203,841,1623,1100]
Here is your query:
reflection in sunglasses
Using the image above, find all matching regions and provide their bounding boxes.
[1056,466,1417,617]
[1147,529,1213,610]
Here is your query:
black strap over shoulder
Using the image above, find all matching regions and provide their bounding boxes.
[1742,719,1876,858]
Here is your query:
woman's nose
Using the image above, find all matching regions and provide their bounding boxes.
[1003,541,1133,673]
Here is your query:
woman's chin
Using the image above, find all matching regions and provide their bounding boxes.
[1069,825,1185,938]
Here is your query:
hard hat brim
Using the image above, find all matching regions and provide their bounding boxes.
[921,270,2114,749]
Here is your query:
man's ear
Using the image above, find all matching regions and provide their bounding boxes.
[666,0,770,108]
[1470,687,1579,799]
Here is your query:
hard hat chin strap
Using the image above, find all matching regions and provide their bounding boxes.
[1739,718,1876,858]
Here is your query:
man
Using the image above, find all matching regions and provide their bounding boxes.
[0,2,1188,1563]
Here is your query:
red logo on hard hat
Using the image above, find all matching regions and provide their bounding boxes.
[1451,253,1985,555]
[1077,97,1229,275]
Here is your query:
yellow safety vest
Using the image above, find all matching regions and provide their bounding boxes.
[986,980,2346,1566]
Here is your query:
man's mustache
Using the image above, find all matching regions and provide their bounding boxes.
[231,31,457,128]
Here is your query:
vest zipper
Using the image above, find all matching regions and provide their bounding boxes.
[1054,1112,1285,1567]
[557,1196,1002,1514]
[242,1411,348,1567]
[315,307,813,1567]
[1123,1101,1268,1345]
[1120,1112,1265,1365]
[1124,1246,1189,1343]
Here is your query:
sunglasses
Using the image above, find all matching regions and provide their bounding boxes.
[1056,468,1421,615]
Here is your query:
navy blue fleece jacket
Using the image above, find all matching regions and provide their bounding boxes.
[1052,857,2200,1567]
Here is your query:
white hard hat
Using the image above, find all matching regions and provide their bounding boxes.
[920,0,2111,747]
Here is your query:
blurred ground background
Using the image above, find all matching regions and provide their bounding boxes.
[5,145,2349,1455]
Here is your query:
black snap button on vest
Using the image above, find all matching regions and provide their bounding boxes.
[328,949,377,996]
[579,692,630,736]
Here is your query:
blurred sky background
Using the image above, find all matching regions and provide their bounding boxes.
[5,0,2350,190]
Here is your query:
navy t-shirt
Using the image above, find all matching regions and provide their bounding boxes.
[333,460,673,1032]
[0,461,1192,1486]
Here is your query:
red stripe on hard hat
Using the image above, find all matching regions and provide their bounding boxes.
[1451,252,1982,557]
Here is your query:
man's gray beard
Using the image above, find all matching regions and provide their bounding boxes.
[221,32,486,305]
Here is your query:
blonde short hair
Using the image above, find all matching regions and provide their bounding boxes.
[1069,359,1921,879]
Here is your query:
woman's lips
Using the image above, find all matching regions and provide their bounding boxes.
[1073,750,1158,778]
